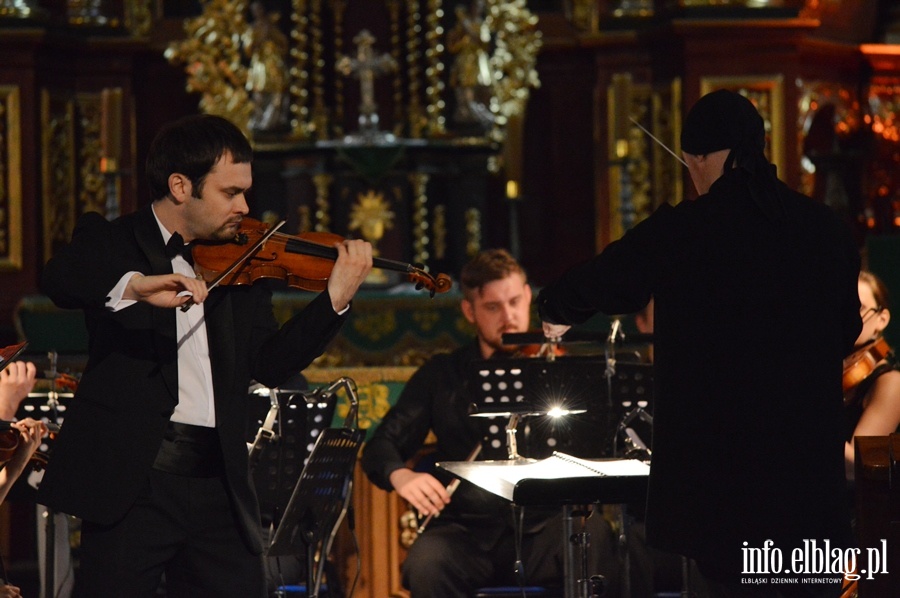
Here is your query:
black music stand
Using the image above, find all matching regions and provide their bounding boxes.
[438,455,649,598]
[468,355,621,459]
[15,349,77,598]
[467,354,654,598]
[246,383,337,521]
[267,378,364,598]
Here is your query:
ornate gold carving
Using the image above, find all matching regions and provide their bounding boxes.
[700,75,785,176]
[125,0,153,37]
[432,203,447,260]
[0,86,22,271]
[483,0,542,145]
[289,0,311,139]
[305,366,417,430]
[408,172,430,265]
[386,0,404,137]
[405,0,428,138]
[166,2,540,147]
[352,310,399,343]
[607,75,648,240]
[607,76,682,243]
[75,92,107,216]
[332,0,348,137]
[67,0,120,28]
[651,78,683,208]
[308,0,329,139]
[244,2,289,132]
[349,189,396,284]
[165,0,253,136]
[411,309,440,332]
[464,207,481,257]
[311,172,333,232]
[424,0,446,136]
[42,89,77,263]
[297,204,312,233]
[0,1,37,18]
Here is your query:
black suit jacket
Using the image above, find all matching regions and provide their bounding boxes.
[37,206,347,553]
[539,169,860,571]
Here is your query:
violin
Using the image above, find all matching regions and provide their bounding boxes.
[0,420,55,470]
[842,336,891,394]
[190,217,452,297]
[512,341,567,359]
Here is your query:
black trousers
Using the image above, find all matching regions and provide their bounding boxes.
[402,508,620,598]
[74,423,265,598]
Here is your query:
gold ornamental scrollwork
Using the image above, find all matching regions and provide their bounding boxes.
[166,1,540,147]
[0,86,22,271]
[165,0,253,136]
[483,0,541,145]
[42,89,77,263]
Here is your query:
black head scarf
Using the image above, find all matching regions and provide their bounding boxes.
[681,89,786,221]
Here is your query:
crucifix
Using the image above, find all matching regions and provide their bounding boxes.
[337,29,397,140]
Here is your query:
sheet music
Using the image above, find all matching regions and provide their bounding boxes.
[484,453,648,484]
[438,454,650,505]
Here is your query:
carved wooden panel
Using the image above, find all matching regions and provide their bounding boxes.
[0,86,22,271]
[41,89,77,263]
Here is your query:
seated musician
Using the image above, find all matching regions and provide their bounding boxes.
[0,361,45,598]
[0,360,42,503]
[844,270,900,481]
[361,249,619,597]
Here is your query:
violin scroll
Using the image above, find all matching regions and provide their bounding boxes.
[407,266,453,298]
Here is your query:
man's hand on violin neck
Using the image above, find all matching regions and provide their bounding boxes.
[125,273,210,309]
[327,239,373,313]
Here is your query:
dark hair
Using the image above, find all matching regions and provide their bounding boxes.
[146,114,253,201]
[860,270,891,311]
[459,249,526,301]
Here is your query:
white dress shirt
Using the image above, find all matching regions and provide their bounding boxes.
[105,207,216,427]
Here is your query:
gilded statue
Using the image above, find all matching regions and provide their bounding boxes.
[447,1,493,127]
[243,1,289,131]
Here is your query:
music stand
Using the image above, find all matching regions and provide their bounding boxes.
[246,384,337,520]
[439,455,649,598]
[468,355,620,459]
[267,378,364,598]
[468,353,654,598]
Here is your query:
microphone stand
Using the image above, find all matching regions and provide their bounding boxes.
[42,351,58,598]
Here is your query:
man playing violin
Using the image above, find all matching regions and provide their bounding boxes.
[37,114,373,598]
[844,270,900,480]
[361,249,619,596]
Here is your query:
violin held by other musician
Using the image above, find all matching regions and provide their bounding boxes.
[843,270,900,481]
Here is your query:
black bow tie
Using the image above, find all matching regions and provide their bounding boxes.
[165,232,193,265]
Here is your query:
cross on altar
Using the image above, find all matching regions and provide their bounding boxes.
[337,29,397,140]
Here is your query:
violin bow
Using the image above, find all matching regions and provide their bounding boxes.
[180,220,286,312]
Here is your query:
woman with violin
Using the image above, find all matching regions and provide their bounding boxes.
[36,114,377,598]
[843,270,900,481]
